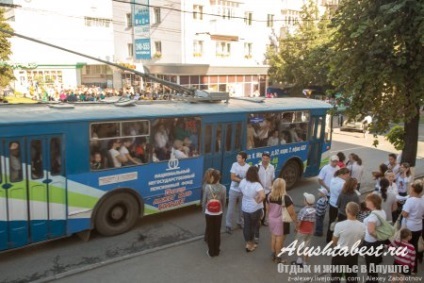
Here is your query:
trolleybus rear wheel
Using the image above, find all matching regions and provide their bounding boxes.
[95,193,139,236]
[280,160,300,190]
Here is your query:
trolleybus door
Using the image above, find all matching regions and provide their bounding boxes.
[203,122,242,189]
[0,138,29,250]
[26,136,66,243]
[305,116,324,177]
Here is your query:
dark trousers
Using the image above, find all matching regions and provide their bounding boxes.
[261,193,270,223]
[363,241,383,283]
[205,214,222,256]
[409,230,422,273]
[243,209,262,242]
[331,254,359,283]
[326,205,338,243]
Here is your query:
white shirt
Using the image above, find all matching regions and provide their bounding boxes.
[155,131,168,148]
[109,148,121,168]
[230,162,250,192]
[364,210,387,243]
[376,191,397,223]
[329,177,345,207]
[318,164,339,190]
[402,197,424,232]
[347,162,364,183]
[397,175,411,195]
[174,149,188,159]
[119,146,129,160]
[257,163,275,194]
[239,180,264,213]
[267,137,279,146]
[333,219,365,249]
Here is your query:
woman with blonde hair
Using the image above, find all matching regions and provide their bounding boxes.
[266,178,297,263]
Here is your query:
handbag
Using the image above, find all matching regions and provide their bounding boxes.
[389,215,403,242]
[281,195,293,223]
[371,212,395,241]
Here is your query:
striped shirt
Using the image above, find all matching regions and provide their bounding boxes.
[315,196,328,217]
[390,240,416,269]
[298,206,316,234]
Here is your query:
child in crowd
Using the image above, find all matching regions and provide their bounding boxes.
[390,228,416,283]
[357,201,370,223]
[293,193,316,268]
[314,188,328,237]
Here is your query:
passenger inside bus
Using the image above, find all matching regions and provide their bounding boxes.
[90,152,103,170]
[9,142,22,182]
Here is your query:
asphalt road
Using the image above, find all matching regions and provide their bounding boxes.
[0,130,423,283]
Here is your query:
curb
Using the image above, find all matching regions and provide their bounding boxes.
[33,235,204,283]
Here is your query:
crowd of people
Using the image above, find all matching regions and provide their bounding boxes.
[26,85,171,102]
[201,151,424,283]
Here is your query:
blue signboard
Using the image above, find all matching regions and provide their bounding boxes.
[135,38,151,60]
[132,0,151,60]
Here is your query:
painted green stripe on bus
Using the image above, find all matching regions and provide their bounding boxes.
[67,192,99,209]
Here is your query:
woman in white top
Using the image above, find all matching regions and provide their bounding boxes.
[397,162,411,197]
[384,170,398,195]
[347,153,364,190]
[401,181,424,274]
[239,166,265,252]
[376,178,397,223]
[363,193,386,282]
[326,167,350,243]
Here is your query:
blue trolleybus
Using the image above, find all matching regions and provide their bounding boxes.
[0,97,332,251]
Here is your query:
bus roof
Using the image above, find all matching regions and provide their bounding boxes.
[0,97,331,125]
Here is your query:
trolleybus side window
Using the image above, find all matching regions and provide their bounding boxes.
[90,120,151,170]
[235,123,242,151]
[247,111,310,148]
[30,140,44,179]
[152,117,201,162]
[9,141,23,182]
[205,125,212,154]
[50,137,62,175]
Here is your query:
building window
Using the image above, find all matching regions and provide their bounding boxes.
[193,40,203,57]
[84,17,112,28]
[128,43,134,58]
[213,1,238,20]
[154,7,161,24]
[244,43,252,59]
[216,42,231,57]
[193,5,203,20]
[126,13,133,28]
[244,12,252,25]
[267,14,274,28]
[154,41,162,58]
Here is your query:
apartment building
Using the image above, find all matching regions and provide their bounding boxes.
[3,0,333,96]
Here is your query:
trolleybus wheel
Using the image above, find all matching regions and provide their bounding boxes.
[95,193,139,236]
[280,160,300,190]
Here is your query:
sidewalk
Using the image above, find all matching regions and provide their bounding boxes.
[44,223,424,283]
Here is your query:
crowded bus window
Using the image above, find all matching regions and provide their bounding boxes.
[9,141,22,182]
[90,120,151,170]
[152,117,201,162]
[50,137,62,175]
[31,140,44,179]
[247,111,310,148]
[246,113,278,148]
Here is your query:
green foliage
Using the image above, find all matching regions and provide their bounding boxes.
[328,0,424,134]
[0,8,14,88]
[267,0,334,88]
[386,125,405,151]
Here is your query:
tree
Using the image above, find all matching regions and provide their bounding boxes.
[267,0,334,93]
[0,8,14,89]
[328,0,424,166]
